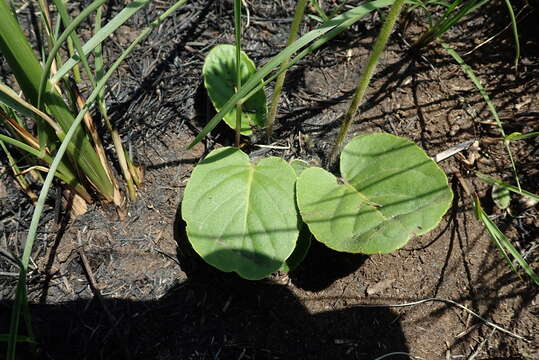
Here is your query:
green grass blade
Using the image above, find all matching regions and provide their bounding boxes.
[51,0,152,85]
[505,131,539,141]
[474,197,539,286]
[234,0,243,147]
[503,0,520,70]
[188,0,395,149]
[6,1,189,356]
[37,0,107,109]
[475,173,539,201]
[267,0,308,139]
[440,41,521,190]
[94,5,106,101]
[51,0,97,86]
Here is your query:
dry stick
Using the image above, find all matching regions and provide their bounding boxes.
[350,297,529,342]
[329,0,406,166]
[372,352,424,360]
[77,232,131,360]
[266,0,308,139]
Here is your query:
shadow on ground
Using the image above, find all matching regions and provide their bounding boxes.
[0,218,407,360]
[1,270,408,360]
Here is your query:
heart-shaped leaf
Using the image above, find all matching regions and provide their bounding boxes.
[297,133,453,254]
[181,147,299,280]
[203,44,266,135]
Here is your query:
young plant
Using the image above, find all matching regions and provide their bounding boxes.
[181,0,397,279]
[297,133,452,253]
[203,45,267,136]
[181,133,453,279]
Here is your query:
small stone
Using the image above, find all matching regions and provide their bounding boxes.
[366,278,395,296]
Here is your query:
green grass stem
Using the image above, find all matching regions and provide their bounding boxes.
[329,0,406,165]
[266,0,308,139]
[503,0,520,70]
[234,0,242,147]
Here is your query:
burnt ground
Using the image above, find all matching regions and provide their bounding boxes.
[1,0,538,359]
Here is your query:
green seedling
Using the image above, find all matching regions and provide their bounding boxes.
[182,133,453,279]
[203,44,267,135]
[298,133,452,253]
[181,147,300,280]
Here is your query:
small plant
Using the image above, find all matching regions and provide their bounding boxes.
[203,44,267,135]
[297,133,453,253]
[182,133,452,279]
[180,0,455,279]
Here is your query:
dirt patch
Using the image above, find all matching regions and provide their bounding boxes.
[1,0,538,359]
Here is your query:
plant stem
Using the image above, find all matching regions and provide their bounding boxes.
[503,0,520,71]
[266,0,308,140]
[234,0,242,148]
[329,0,405,166]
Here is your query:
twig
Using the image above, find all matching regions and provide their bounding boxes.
[77,232,132,360]
[372,352,424,360]
[254,144,290,150]
[350,297,529,342]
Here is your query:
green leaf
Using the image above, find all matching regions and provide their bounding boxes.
[280,223,312,273]
[297,133,453,254]
[181,147,299,280]
[290,159,311,177]
[203,44,267,135]
[505,131,539,141]
[492,184,511,209]
[188,0,394,148]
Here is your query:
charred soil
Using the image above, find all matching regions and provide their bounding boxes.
[1,0,538,359]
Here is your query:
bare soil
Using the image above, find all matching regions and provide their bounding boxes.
[1,0,538,359]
